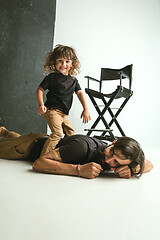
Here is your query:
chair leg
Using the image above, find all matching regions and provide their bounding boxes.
[85,87,132,141]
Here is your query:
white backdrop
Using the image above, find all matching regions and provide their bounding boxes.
[53,0,160,145]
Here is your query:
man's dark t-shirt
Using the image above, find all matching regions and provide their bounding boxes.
[56,134,108,165]
[29,135,108,168]
[39,72,81,115]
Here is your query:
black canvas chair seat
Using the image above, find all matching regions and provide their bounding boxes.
[85,85,132,99]
[84,64,133,142]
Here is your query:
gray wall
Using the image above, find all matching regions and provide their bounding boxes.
[0,0,56,134]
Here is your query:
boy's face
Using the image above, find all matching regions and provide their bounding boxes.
[55,57,72,75]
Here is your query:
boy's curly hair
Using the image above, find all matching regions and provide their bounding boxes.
[43,44,81,77]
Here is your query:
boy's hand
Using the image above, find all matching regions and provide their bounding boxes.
[81,109,91,123]
[37,105,47,115]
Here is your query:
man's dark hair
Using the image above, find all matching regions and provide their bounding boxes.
[113,136,145,178]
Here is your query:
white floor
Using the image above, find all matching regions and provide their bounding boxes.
[0,145,160,240]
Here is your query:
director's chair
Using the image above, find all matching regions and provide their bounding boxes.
[85,64,133,142]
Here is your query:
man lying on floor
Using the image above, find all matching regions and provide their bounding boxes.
[0,127,153,179]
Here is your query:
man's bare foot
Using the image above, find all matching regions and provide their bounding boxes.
[0,126,9,138]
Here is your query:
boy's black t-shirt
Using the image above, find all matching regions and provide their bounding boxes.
[39,72,81,115]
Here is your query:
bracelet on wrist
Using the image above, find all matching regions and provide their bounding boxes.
[76,164,80,177]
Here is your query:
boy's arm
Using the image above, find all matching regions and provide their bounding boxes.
[76,90,91,123]
[36,86,47,115]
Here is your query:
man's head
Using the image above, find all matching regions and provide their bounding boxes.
[103,136,145,177]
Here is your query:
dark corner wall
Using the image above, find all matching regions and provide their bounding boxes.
[0,0,56,134]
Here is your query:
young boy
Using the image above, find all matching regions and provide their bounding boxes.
[36,44,91,155]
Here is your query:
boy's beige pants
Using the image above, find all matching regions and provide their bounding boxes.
[41,109,75,155]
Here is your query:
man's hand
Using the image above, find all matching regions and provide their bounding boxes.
[78,162,103,179]
[111,165,131,179]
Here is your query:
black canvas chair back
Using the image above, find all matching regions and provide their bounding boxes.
[85,64,133,142]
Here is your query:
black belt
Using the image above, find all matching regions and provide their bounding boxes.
[28,137,48,162]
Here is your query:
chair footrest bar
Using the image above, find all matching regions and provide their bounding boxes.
[93,135,115,142]
[84,128,113,132]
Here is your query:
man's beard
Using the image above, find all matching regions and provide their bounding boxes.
[102,161,111,171]
[93,151,111,171]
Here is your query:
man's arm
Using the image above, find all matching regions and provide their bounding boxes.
[32,148,103,179]
[136,159,153,174]
[112,159,153,179]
